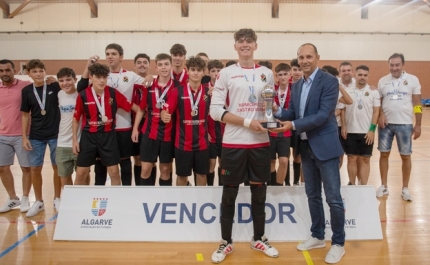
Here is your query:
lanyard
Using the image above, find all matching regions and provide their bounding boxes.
[391,72,404,88]
[154,79,172,107]
[353,88,364,107]
[238,63,256,102]
[109,68,123,88]
[171,69,185,82]
[91,87,106,120]
[33,82,47,112]
[187,84,203,112]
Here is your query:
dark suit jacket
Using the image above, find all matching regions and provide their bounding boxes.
[278,69,343,161]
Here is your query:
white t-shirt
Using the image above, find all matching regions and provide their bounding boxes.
[108,70,144,130]
[378,71,421,124]
[210,64,274,148]
[336,92,344,127]
[57,90,80,147]
[339,78,356,90]
[345,85,380,134]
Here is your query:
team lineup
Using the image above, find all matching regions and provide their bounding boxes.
[0,28,422,264]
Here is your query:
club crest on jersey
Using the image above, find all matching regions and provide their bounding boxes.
[204,95,208,101]
[403,80,408,85]
[123,76,129,83]
[109,98,113,105]
[365,92,369,96]
[261,74,267,82]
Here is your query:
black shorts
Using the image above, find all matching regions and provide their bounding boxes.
[140,134,174,163]
[290,130,299,151]
[220,146,270,185]
[338,127,346,152]
[77,130,120,167]
[269,136,291,160]
[209,142,222,159]
[116,130,133,159]
[132,141,140,157]
[175,148,209,176]
[344,133,374,157]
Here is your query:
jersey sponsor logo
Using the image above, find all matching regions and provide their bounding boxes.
[84,102,96,105]
[183,119,205,125]
[59,104,75,113]
[231,75,244,79]
[181,96,190,100]
[48,91,53,95]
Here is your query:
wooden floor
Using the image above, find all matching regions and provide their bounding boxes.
[1,115,430,265]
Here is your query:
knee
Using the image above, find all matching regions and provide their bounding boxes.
[0,166,9,175]
[380,152,390,159]
[251,184,267,204]
[400,155,411,161]
[347,156,358,162]
[222,185,239,206]
[278,157,288,166]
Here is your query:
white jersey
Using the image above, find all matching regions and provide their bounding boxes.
[210,64,274,148]
[57,90,80,147]
[336,92,344,127]
[338,77,356,90]
[345,85,380,134]
[378,71,420,124]
[108,69,144,130]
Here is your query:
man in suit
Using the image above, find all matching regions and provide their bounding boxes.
[271,43,345,264]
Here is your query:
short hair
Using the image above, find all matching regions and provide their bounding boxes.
[298,43,318,55]
[170,44,187,56]
[275,63,291,73]
[0,59,14,69]
[207,60,224,71]
[388,53,405,65]
[290,59,300,68]
[234,28,258,42]
[321,65,339,77]
[356,65,369,72]
[196,52,209,58]
[134,53,150,64]
[88,63,110,77]
[258,60,272,70]
[57,67,76,79]
[186,56,206,71]
[105,43,124,56]
[339,61,352,70]
[155,53,172,63]
[225,60,237,67]
[26,59,45,71]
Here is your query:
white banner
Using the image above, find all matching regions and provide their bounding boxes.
[54,186,382,242]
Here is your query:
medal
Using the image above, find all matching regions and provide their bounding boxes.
[91,87,106,124]
[33,82,47,117]
[41,109,46,115]
[191,110,198,116]
[154,79,172,110]
[248,94,257,103]
[156,102,162,109]
[187,84,203,118]
[358,104,363,110]
[102,116,108,122]
[392,95,398,100]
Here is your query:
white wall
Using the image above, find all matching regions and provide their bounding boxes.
[1,2,430,60]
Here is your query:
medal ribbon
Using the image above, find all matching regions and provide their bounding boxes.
[109,68,123,88]
[187,84,203,113]
[353,88,364,107]
[171,69,185,82]
[33,82,47,112]
[154,79,172,106]
[238,63,255,98]
[91,87,106,119]
[278,87,288,108]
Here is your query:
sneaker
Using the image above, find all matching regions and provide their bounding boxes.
[211,240,234,263]
[187,181,192,186]
[20,196,30,213]
[325,244,345,264]
[54,198,61,212]
[297,237,326,251]
[0,198,21,213]
[26,201,44,217]
[251,236,279,257]
[293,182,300,186]
[347,182,353,185]
[401,187,413,202]
[376,185,389,197]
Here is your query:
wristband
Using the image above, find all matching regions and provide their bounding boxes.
[243,118,252,128]
[369,123,376,132]
[414,105,422,114]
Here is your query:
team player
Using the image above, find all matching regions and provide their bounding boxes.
[269,63,292,186]
[161,57,210,186]
[21,59,62,217]
[73,63,138,185]
[170,44,188,87]
[0,60,32,213]
[210,28,279,263]
[196,52,211,84]
[206,60,225,186]
[132,53,179,186]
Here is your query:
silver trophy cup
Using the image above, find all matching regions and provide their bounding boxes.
[261,85,280,129]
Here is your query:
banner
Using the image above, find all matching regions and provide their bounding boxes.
[54,186,382,242]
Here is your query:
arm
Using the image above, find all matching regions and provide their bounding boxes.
[72,118,80,155]
[132,107,144,143]
[377,97,387,128]
[77,56,98,92]
[412,94,422,140]
[161,88,179,124]
[364,106,380,145]
[21,112,32,151]
[341,108,347,139]
[338,85,353,105]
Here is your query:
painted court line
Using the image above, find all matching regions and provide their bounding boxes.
[302,249,314,265]
[0,214,58,259]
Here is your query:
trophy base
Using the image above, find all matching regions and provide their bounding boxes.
[262,121,280,129]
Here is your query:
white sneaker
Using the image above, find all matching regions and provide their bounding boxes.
[20,196,30,213]
[211,240,234,263]
[325,244,345,264]
[401,187,413,202]
[26,201,44,217]
[0,197,21,213]
[54,198,61,212]
[251,235,279,257]
[297,237,326,251]
[376,185,389,197]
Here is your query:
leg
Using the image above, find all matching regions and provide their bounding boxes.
[21,167,31,197]
[52,164,61,199]
[346,155,358,185]
[94,160,107,185]
[176,176,189,186]
[75,167,90,185]
[400,154,411,188]
[195,174,207,186]
[250,183,266,241]
[133,155,142,186]
[221,185,239,243]
[107,165,121,186]
[276,157,288,185]
[140,161,154,186]
[0,166,18,199]
[379,152,390,187]
[357,156,371,185]
[30,166,43,201]
[119,158,132,186]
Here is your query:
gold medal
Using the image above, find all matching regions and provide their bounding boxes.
[41,110,46,115]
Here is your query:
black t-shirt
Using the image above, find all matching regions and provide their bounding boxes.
[20,82,61,140]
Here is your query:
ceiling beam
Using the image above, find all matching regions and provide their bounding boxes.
[0,0,10,17]
[8,0,31,18]
[86,0,97,18]
[272,0,279,18]
[181,0,188,17]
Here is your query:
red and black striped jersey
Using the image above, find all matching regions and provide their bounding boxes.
[74,86,132,133]
[172,68,188,87]
[139,78,179,142]
[132,84,145,131]
[164,84,210,151]
[269,83,292,138]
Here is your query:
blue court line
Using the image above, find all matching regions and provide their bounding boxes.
[0,214,58,259]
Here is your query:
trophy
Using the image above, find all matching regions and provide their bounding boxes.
[261,85,280,129]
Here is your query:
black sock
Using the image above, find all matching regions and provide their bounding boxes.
[150,166,157,186]
[221,185,239,244]
[285,160,290,185]
[193,171,197,186]
[250,183,266,241]
[244,179,250,186]
[141,177,152,186]
[207,172,215,186]
[120,158,132,186]
[159,178,171,186]
[293,162,301,184]
[270,171,277,186]
[218,167,222,186]
[94,160,107,185]
[134,165,142,186]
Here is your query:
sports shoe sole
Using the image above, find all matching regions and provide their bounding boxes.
[211,249,233,264]
[297,242,326,251]
[250,245,279,257]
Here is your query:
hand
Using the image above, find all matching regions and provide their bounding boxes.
[364,131,375,145]
[87,55,99,67]
[161,110,171,123]
[208,85,214,96]
[272,103,279,113]
[22,138,32,151]
[377,113,387,128]
[45,76,57,85]
[268,120,292,133]
[341,126,347,140]
[73,140,80,155]
[143,75,154,87]
[249,119,267,132]
[131,129,139,143]
[413,125,421,140]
